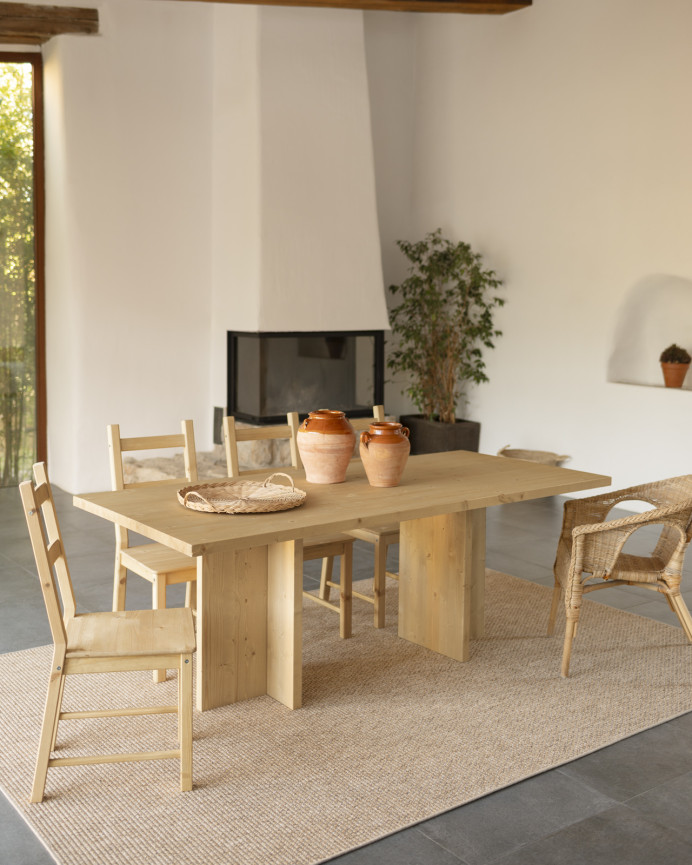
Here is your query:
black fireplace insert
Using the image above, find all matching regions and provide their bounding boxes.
[226,330,385,426]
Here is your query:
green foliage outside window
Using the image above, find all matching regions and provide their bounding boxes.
[0,62,36,485]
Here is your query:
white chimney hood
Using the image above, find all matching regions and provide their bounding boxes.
[209,6,390,336]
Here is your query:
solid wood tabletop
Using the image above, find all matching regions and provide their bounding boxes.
[73,451,611,557]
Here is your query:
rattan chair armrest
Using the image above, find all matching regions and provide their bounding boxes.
[572,502,692,537]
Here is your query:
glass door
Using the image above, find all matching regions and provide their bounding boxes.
[0,54,44,486]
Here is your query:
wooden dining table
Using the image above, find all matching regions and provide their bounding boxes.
[73,450,610,712]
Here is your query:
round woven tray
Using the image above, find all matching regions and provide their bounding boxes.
[497,445,570,466]
[177,472,307,514]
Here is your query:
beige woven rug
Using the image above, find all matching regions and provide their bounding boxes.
[1,571,691,865]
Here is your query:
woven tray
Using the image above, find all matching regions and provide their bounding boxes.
[497,445,570,466]
[177,473,307,514]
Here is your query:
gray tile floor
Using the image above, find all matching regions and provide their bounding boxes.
[1,486,691,864]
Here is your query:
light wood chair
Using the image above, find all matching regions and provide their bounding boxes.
[223,414,353,638]
[321,406,401,629]
[20,462,195,802]
[108,420,198,683]
[549,475,692,677]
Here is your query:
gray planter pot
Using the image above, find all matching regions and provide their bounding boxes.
[399,415,481,456]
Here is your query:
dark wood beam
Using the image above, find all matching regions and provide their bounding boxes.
[0,3,99,45]
[171,0,532,14]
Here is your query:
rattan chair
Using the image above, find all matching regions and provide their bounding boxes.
[20,463,195,802]
[548,475,692,677]
[223,414,354,638]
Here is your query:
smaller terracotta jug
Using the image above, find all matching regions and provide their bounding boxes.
[296,410,356,484]
[360,422,411,488]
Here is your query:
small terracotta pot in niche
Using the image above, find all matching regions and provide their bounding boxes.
[661,362,690,388]
[296,410,356,484]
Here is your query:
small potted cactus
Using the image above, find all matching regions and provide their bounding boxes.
[659,343,691,388]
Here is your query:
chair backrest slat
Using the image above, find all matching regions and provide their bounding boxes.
[20,464,75,647]
[46,538,63,568]
[120,433,185,451]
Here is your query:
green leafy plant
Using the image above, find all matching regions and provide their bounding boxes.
[387,229,504,424]
[659,343,691,364]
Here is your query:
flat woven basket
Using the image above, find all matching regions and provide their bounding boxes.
[177,472,306,514]
[497,445,570,466]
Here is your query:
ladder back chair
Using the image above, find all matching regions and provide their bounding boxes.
[20,463,195,802]
[108,420,198,683]
[321,406,401,629]
[223,413,354,638]
[549,474,692,677]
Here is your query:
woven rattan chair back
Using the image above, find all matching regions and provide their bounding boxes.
[20,463,194,802]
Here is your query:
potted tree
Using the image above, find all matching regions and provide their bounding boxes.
[659,343,691,388]
[387,229,504,454]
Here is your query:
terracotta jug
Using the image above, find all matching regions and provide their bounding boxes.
[359,422,410,488]
[296,410,356,484]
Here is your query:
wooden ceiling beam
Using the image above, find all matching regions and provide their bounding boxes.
[0,3,99,45]
[170,0,532,14]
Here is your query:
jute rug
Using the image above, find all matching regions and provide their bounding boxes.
[1,571,691,865]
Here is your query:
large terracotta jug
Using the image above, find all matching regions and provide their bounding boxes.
[296,410,356,484]
[359,422,410,488]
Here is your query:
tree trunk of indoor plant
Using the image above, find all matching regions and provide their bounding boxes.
[400,415,480,456]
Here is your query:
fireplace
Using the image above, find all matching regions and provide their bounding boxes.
[225,330,384,427]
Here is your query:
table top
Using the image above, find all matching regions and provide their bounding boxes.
[73,451,610,557]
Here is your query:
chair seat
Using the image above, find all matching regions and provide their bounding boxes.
[606,553,665,584]
[348,525,400,544]
[66,609,196,658]
[120,544,196,581]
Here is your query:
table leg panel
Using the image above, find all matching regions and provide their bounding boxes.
[469,508,486,641]
[398,510,485,661]
[267,540,303,710]
[196,547,268,711]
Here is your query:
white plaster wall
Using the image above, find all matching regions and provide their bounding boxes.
[363,13,418,418]
[367,0,692,491]
[43,1,214,492]
[257,8,388,332]
[208,5,262,408]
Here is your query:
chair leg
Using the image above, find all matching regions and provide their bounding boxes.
[667,590,692,643]
[179,654,193,792]
[31,666,65,803]
[113,560,127,611]
[50,676,66,752]
[320,556,335,601]
[152,577,168,684]
[547,580,562,636]
[339,545,353,640]
[561,608,580,678]
[373,538,387,629]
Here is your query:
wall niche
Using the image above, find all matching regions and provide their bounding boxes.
[607,274,692,390]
